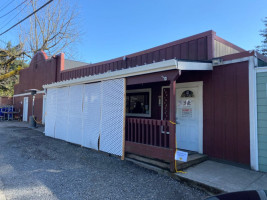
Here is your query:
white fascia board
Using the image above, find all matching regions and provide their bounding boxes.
[256,66,267,73]
[13,90,45,97]
[13,92,31,97]
[43,59,212,89]
[213,57,250,66]
[43,59,179,89]
[177,61,213,70]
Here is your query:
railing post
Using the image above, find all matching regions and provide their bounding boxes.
[169,80,176,172]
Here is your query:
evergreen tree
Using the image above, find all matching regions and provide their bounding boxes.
[257,17,267,55]
[0,42,28,97]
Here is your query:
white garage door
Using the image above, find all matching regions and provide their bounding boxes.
[100,79,125,156]
[45,88,57,137]
[83,82,101,150]
[55,87,69,141]
[44,78,126,157]
[67,85,84,145]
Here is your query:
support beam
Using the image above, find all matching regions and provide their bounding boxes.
[169,79,177,172]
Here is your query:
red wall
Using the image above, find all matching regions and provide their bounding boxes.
[0,97,12,106]
[126,61,250,166]
[203,61,250,165]
[60,31,214,81]
[13,51,63,122]
[177,62,250,165]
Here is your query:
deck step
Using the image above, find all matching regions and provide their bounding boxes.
[126,153,208,171]
[176,153,208,170]
[126,154,170,170]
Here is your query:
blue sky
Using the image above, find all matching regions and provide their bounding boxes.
[1,0,267,63]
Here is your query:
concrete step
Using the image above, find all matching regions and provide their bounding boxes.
[176,153,208,170]
[126,154,170,170]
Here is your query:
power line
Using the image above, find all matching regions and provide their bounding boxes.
[0,0,29,19]
[0,0,13,12]
[0,0,31,31]
[0,0,54,37]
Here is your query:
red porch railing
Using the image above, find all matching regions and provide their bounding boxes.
[125,118,175,162]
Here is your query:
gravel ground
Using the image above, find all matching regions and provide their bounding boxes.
[0,121,209,200]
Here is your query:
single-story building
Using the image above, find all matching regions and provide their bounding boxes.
[13,52,88,123]
[14,30,267,172]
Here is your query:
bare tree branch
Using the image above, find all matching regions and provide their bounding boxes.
[20,0,80,57]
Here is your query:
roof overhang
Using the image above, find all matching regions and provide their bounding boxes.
[43,59,212,89]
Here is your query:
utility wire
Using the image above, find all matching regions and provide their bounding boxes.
[0,0,54,36]
[0,0,13,13]
[0,0,29,19]
[0,0,31,31]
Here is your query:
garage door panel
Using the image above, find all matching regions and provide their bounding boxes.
[45,88,57,137]
[83,83,101,150]
[55,87,69,141]
[100,78,125,156]
[45,79,125,157]
[67,85,83,145]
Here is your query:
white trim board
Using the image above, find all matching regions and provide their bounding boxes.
[249,56,259,171]
[213,57,250,67]
[13,90,45,97]
[43,60,212,89]
[256,66,267,73]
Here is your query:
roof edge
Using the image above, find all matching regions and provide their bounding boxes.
[62,30,215,72]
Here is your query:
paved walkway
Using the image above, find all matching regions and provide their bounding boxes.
[176,160,267,193]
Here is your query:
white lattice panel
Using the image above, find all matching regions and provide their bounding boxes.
[67,85,84,145]
[100,78,125,156]
[55,87,69,141]
[45,88,57,137]
[82,83,101,150]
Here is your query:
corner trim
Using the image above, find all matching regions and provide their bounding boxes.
[249,56,259,171]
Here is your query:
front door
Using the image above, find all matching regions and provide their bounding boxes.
[176,82,203,153]
[23,97,28,122]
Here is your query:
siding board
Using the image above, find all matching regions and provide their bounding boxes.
[181,43,188,60]
[60,34,210,81]
[203,61,250,165]
[188,40,197,60]
[173,45,181,59]
[257,72,267,172]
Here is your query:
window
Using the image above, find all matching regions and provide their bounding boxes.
[126,88,151,117]
[181,90,194,97]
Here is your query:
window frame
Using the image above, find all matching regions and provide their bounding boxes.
[126,88,152,118]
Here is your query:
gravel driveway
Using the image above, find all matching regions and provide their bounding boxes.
[0,122,208,200]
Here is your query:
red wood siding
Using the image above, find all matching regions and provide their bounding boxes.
[60,31,212,81]
[13,51,63,122]
[124,60,250,166]
[14,52,63,94]
[0,97,12,106]
[176,62,250,165]
[203,62,250,165]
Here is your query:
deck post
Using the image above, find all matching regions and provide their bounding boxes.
[169,80,177,172]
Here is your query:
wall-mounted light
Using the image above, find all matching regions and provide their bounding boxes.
[161,76,167,81]
[212,58,223,66]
